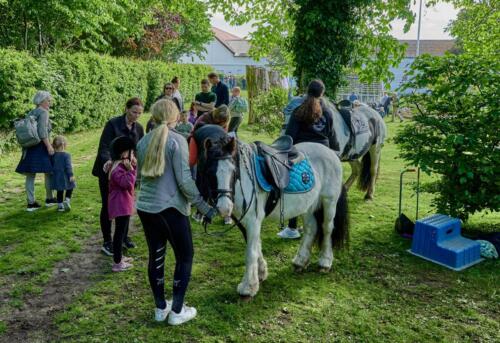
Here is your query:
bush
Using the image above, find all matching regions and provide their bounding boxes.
[0,49,212,152]
[250,87,288,136]
[394,53,500,221]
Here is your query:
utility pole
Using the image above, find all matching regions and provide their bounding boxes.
[416,0,424,57]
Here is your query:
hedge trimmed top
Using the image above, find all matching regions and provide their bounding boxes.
[0,49,212,133]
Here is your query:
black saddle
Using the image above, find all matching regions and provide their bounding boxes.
[336,100,354,134]
[255,135,299,191]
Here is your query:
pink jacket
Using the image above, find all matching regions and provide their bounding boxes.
[108,163,136,220]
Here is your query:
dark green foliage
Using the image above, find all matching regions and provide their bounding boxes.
[0,48,211,151]
[394,53,500,220]
[250,87,288,135]
[291,0,370,96]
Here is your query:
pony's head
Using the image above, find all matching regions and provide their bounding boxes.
[203,136,237,217]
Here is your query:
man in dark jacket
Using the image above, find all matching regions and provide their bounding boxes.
[92,98,145,256]
[208,72,229,108]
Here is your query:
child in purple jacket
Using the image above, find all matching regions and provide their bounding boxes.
[108,136,137,272]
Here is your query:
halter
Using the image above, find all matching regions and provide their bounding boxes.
[203,141,256,238]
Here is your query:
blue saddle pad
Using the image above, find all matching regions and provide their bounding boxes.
[254,156,315,193]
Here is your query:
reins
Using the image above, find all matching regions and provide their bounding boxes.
[203,141,256,237]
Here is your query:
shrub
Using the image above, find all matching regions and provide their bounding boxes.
[0,49,212,152]
[250,87,289,136]
[394,53,500,221]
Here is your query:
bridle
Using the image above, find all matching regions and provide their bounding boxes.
[203,141,256,238]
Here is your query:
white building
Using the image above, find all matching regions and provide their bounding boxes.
[179,27,267,76]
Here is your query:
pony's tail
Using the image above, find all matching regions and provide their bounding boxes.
[358,151,372,191]
[315,185,350,250]
[332,185,349,250]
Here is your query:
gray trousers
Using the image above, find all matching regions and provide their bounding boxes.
[25,173,53,204]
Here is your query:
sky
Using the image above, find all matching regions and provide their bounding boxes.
[211,2,459,40]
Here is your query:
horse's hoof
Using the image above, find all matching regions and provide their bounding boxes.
[364,195,373,201]
[319,266,331,273]
[239,295,253,302]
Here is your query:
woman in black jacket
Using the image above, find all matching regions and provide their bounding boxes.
[92,97,145,255]
[280,79,334,239]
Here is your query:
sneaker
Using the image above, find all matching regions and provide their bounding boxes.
[45,198,57,207]
[122,256,134,263]
[101,242,113,256]
[123,237,136,249]
[64,198,71,211]
[277,227,301,239]
[57,203,65,212]
[191,212,203,223]
[224,216,233,225]
[26,202,42,212]
[168,305,197,326]
[154,301,172,322]
[112,261,133,272]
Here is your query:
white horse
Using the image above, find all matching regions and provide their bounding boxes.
[203,137,349,298]
[284,98,387,200]
[328,102,387,200]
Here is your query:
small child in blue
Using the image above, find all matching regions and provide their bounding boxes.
[50,136,76,212]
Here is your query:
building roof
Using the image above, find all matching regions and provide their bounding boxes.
[400,40,455,57]
[212,27,455,59]
[212,27,250,57]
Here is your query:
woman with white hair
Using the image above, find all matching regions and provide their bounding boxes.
[15,91,56,211]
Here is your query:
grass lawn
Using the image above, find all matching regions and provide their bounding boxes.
[0,116,498,342]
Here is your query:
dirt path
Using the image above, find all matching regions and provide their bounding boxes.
[0,220,139,343]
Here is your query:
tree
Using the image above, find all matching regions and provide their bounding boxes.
[446,0,499,59]
[208,0,414,96]
[394,54,499,220]
[0,0,212,60]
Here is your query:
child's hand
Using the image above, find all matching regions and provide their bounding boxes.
[69,176,75,182]
[130,152,137,167]
[123,159,132,171]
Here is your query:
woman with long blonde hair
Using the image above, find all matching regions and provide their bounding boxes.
[135,99,216,325]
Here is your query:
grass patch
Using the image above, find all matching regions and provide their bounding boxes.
[0,117,498,342]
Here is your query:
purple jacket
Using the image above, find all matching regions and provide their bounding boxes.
[108,163,136,220]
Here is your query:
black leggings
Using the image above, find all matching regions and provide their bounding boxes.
[113,216,130,264]
[98,176,129,243]
[56,189,73,203]
[138,208,194,313]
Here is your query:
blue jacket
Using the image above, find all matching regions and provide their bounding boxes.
[50,152,76,191]
[211,82,230,107]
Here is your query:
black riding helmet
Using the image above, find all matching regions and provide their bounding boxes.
[110,136,135,161]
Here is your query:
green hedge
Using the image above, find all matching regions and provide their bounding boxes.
[0,49,212,151]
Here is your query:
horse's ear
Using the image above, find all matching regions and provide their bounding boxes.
[224,136,236,154]
[204,138,213,152]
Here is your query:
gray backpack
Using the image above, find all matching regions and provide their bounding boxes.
[15,113,40,148]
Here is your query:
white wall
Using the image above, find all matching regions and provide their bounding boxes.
[179,39,267,76]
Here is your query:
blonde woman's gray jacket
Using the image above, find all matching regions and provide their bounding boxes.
[135,129,211,215]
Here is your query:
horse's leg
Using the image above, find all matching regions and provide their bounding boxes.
[365,144,382,200]
[318,198,337,272]
[292,213,317,271]
[237,218,262,297]
[344,160,361,191]
[257,246,268,282]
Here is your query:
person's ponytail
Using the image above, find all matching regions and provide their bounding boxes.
[141,99,178,178]
[295,79,325,125]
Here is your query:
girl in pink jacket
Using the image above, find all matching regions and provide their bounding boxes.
[108,136,137,272]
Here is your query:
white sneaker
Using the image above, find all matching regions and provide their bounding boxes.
[168,305,197,326]
[224,216,233,225]
[277,227,301,239]
[64,198,71,211]
[154,301,172,322]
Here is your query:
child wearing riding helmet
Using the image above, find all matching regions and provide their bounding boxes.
[135,98,217,325]
[108,136,137,272]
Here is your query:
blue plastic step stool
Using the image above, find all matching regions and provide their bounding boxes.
[409,214,483,271]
